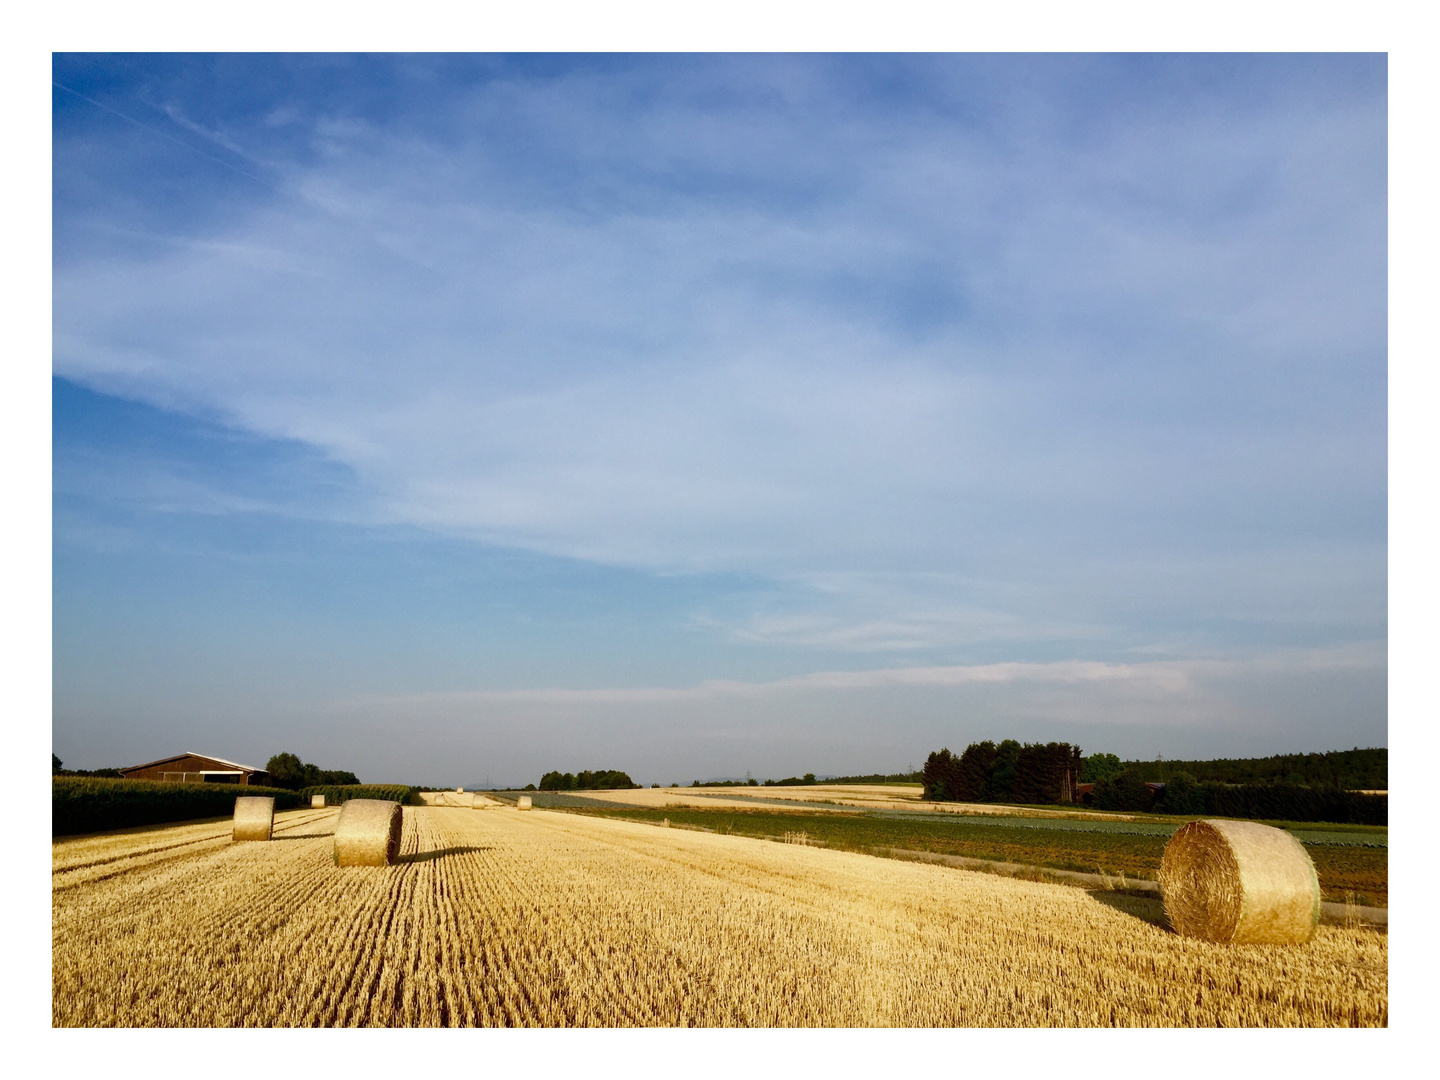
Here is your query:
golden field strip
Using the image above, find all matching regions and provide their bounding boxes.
[53,806,1386,1027]
[572,783,1113,816]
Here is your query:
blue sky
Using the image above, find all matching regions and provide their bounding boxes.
[52,54,1386,786]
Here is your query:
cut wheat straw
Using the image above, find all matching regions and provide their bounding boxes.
[1158,819,1320,945]
[53,807,1387,1026]
[232,796,275,842]
[311,794,326,808]
[333,799,403,867]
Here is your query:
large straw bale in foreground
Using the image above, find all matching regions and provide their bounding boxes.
[310,794,326,808]
[517,795,532,810]
[232,796,275,842]
[333,799,402,866]
[1158,819,1319,944]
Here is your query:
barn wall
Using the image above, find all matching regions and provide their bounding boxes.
[121,755,264,785]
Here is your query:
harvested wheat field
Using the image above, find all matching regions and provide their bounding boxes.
[587,784,1140,819]
[52,806,1386,1027]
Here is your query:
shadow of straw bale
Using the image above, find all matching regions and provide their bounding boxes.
[396,845,492,864]
[1091,890,1173,931]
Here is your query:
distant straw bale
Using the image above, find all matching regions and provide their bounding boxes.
[232,796,274,842]
[417,790,472,806]
[311,794,326,808]
[1159,819,1319,944]
[517,795,532,811]
[333,799,403,867]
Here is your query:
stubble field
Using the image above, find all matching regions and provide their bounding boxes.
[555,805,1388,906]
[53,805,1387,1027]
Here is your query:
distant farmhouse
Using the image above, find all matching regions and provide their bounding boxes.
[120,752,269,786]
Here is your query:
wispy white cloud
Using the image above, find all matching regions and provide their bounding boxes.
[52,57,1386,666]
[276,643,1383,781]
[343,643,1383,710]
[157,102,253,161]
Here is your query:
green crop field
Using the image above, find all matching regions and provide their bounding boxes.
[561,805,1387,906]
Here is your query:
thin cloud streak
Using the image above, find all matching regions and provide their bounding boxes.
[342,643,1383,711]
[54,59,1384,578]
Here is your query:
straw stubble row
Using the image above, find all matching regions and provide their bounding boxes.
[52,806,1385,1026]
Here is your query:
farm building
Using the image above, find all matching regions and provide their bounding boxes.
[119,752,269,786]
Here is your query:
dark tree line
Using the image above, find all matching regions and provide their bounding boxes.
[539,769,638,791]
[922,741,1082,804]
[1119,748,1386,790]
[920,742,1387,824]
[1087,769,1386,824]
[824,771,923,785]
[52,754,122,778]
[264,752,360,790]
[764,773,817,787]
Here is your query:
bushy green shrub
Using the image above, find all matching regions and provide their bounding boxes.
[266,752,360,790]
[298,784,416,805]
[1089,770,1156,812]
[1153,771,1203,814]
[53,776,304,836]
[1080,752,1124,784]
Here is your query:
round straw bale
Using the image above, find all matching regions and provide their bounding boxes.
[311,794,326,808]
[333,799,403,866]
[517,794,532,810]
[1158,819,1319,944]
[232,796,275,842]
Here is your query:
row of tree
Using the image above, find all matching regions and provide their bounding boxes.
[922,742,1082,804]
[1118,748,1386,790]
[824,771,923,785]
[264,752,359,790]
[1085,768,1386,824]
[52,755,122,778]
[538,769,638,791]
[765,773,817,786]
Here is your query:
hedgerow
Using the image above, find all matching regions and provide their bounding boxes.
[1089,772,1388,824]
[298,783,417,805]
[53,776,304,836]
[1183,782,1386,825]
